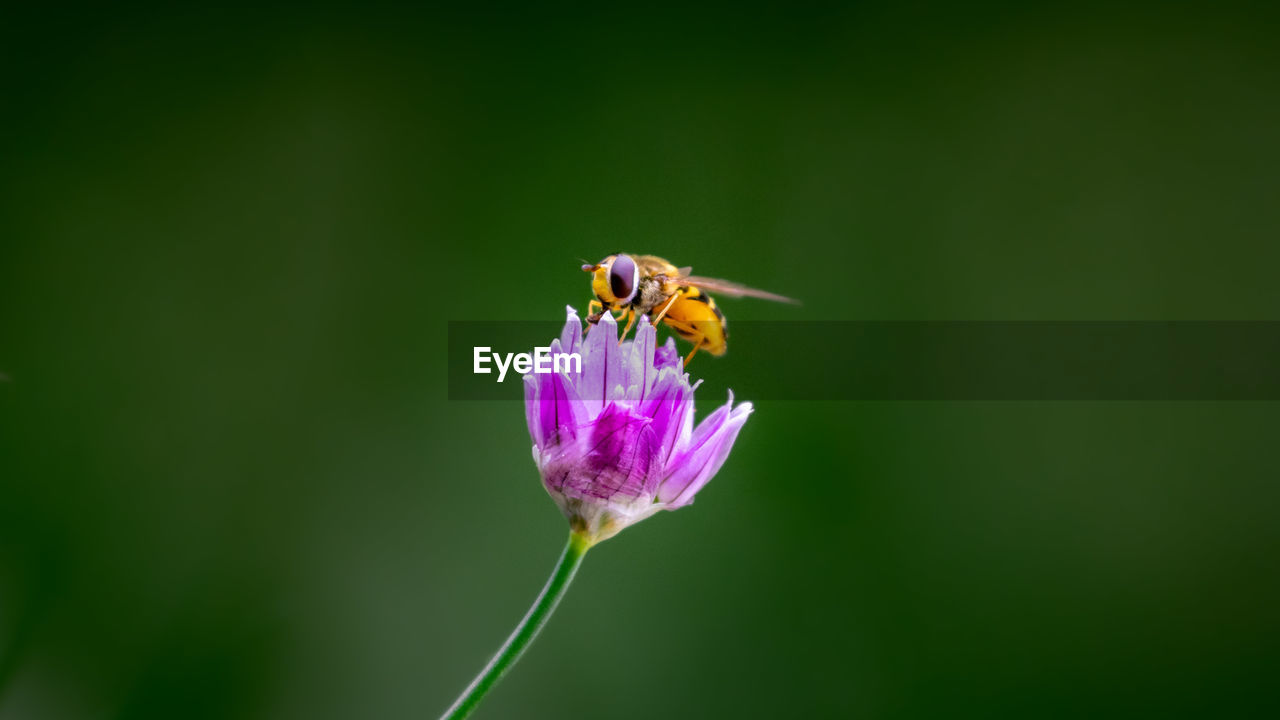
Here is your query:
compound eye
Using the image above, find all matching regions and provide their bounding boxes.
[609,254,639,302]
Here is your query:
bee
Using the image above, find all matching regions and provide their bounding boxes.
[582,253,797,366]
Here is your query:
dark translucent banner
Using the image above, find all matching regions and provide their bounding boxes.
[448,321,1280,401]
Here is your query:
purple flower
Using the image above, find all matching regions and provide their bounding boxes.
[523,307,753,543]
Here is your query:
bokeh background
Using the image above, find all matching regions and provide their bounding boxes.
[2,2,1278,718]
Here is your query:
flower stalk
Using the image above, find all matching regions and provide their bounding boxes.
[439,531,592,720]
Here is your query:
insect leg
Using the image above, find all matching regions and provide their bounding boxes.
[660,315,707,368]
[587,299,605,324]
[650,293,679,326]
[683,342,701,367]
[617,309,637,345]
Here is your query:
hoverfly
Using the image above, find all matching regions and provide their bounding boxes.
[582,253,797,366]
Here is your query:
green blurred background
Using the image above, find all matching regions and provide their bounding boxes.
[2,2,1278,718]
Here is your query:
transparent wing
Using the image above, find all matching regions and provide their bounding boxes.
[676,274,800,304]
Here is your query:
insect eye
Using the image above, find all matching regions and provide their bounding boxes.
[609,254,638,302]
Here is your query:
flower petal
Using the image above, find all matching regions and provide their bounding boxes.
[558,402,658,501]
[654,336,681,371]
[559,306,583,366]
[640,366,692,463]
[523,373,541,445]
[658,394,752,507]
[621,320,657,401]
[580,310,621,415]
[526,340,587,449]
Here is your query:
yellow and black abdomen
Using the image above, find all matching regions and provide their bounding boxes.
[661,287,728,356]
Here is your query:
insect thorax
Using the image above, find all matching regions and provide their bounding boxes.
[633,277,671,316]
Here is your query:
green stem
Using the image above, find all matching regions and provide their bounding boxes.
[440,530,592,720]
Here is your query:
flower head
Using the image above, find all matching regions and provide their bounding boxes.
[523,307,752,543]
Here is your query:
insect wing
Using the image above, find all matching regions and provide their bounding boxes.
[677,275,800,304]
